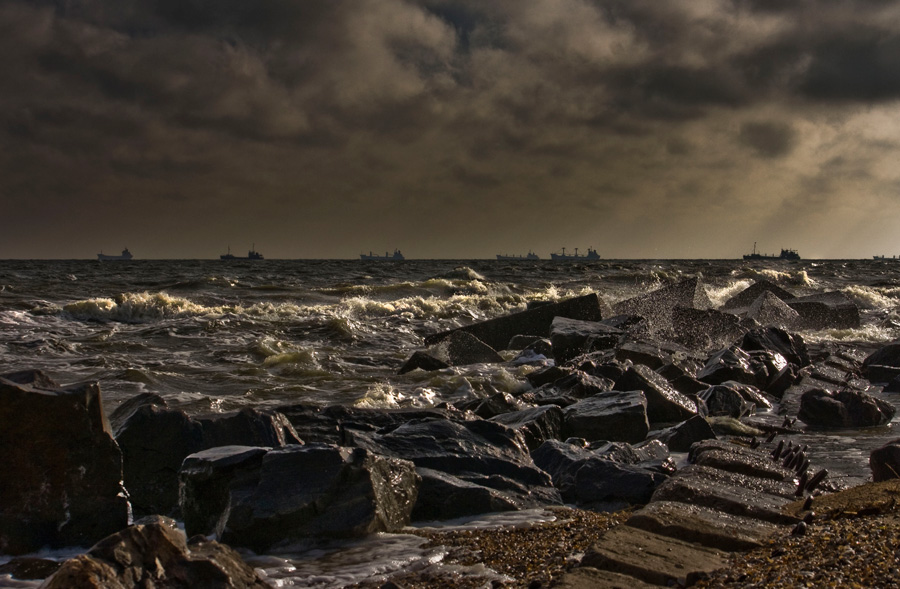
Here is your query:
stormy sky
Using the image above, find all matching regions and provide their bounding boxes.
[4,0,900,259]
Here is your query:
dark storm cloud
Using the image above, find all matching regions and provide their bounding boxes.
[739,121,797,158]
[3,0,900,258]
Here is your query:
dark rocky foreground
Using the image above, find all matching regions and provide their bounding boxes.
[3,277,900,587]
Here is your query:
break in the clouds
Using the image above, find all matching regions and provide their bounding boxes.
[3,0,900,259]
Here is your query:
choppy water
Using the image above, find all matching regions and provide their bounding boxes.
[2,258,900,586]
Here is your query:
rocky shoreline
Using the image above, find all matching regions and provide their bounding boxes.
[3,276,900,587]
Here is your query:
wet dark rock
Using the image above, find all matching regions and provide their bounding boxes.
[670,307,746,350]
[397,351,450,374]
[521,337,553,357]
[531,440,670,508]
[348,419,562,512]
[456,391,529,419]
[697,346,765,388]
[562,390,650,443]
[746,291,801,329]
[114,399,302,518]
[869,439,900,482]
[410,468,519,520]
[0,371,128,555]
[573,354,628,381]
[862,342,900,382]
[650,415,717,452]
[786,291,860,330]
[797,388,896,428]
[179,446,270,539]
[691,447,794,481]
[0,557,61,580]
[613,277,713,337]
[614,364,700,424]
[489,404,564,451]
[699,384,759,418]
[507,335,546,351]
[424,293,603,351]
[536,370,615,401]
[41,516,268,589]
[720,279,796,311]
[525,365,574,388]
[740,327,811,368]
[746,349,795,398]
[549,316,623,365]
[183,445,419,552]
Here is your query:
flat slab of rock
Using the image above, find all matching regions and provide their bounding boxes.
[580,525,728,587]
[555,566,662,589]
[626,500,783,551]
[424,293,603,351]
[562,390,650,443]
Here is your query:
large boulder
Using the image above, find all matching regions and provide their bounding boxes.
[614,365,700,424]
[746,291,801,329]
[797,388,896,428]
[670,307,746,350]
[720,279,796,311]
[0,371,128,555]
[650,415,717,452]
[786,291,860,330]
[113,397,302,518]
[613,278,713,336]
[41,516,268,589]
[424,292,603,351]
[562,390,650,443]
[870,440,900,482]
[489,404,565,451]
[862,342,900,382]
[348,419,563,515]
[697,346,765,388]
[181,444,419,552]
[549,316,622,365]
[740,327,810,368]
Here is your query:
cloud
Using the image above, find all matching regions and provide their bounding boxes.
[739,121,797,158]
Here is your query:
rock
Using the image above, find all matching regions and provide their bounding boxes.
[535,371,615,401]
[532,440,670,508]
[0,371,128,555]
[786,291,860,330]
[579,525,728,587]
[746,291,801,328]
[670,307,746,350]
[574,354,628,381]
[114,400,302,518]
[411,468,519,521]
[41,516,268,589]
[862,342,900,382]
[549,316,623,365]
[424,293,603,351]
[562,391,650,443]
[626,501,781,551]
[746,349,795,398]
[186,445,419,552]
[456,391,529,419]
[525,365,574,388]
[613,277,713,337]
[0,557,61,581]
[697,346,765,387]
[179,446,270,539]
[650,468,800,525]
[397,351,450,374]
[721,279,796,311]
[614,365,699,424]
[556,567,662,589]
[740,327,811,368]
[277,403,471,445]
[431,330,505,365]
[797,388,896,428]
[650,415,717,452]
[348,419,562,512]
[699,384,757,418]
[691,447,795,481]
[870,440,900,482]
[489,405,564,451]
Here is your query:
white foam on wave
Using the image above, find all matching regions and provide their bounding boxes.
[747,268,817,288]
[802,324,899,344]
[705,280,753,308]
[841,285,900,311]
[353,383,438,409]
[63,292,217,323]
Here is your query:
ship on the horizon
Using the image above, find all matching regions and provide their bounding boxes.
[360,249,405,261]
[742,242,800,260]
[496,251,539,260]
[873,255,898,260]
[220,245,264,260]
[97,248,133,261]
[550,247,600,261]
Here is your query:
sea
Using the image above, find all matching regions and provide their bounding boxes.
[2,257,900,587]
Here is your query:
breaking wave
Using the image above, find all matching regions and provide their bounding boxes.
[63,292,216,323]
